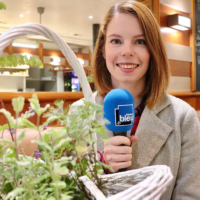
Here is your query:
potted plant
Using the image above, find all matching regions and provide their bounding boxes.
[0,15,173,199]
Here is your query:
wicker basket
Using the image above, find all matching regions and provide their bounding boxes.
[0,23,173,200]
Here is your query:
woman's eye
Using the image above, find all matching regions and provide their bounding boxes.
[111,39,121,44]
[135,39,146,45]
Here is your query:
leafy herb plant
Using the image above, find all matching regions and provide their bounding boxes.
[0,94,110,200]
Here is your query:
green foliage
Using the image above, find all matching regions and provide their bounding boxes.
[0,2,6,10]
[87,76,94,83]
[0,94,109,199]
[0,55,43,68]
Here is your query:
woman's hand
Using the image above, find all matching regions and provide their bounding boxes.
[103,136,138,172]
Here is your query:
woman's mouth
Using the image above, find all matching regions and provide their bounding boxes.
[116,63,139,69]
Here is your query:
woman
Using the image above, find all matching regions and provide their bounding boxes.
[73,1,200,199]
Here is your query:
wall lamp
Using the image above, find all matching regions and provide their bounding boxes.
[167,14,191,31]
[50,56,61,65]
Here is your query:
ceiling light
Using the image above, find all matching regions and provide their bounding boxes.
[12,43,37,49]
[22,53,31,59]
[167,14,191,31]
[19,14,24,18]
[50,56,61,64]
[78,58,84,66]
[89,16,93,19]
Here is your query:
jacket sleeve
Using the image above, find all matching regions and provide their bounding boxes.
[172,108,200,199]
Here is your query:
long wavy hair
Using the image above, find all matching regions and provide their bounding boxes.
[93,1,170,108]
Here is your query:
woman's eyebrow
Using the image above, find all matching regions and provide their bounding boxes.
[108,34,121,38]
[133,34,144,38]
[108,34,144,38]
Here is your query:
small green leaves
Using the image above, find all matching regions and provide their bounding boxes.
[28,94,50,116]
[17,130,26,145]
[50,181,66,189]
[12,96,25,114]
[91,127,107,139]
[5,188,27,200]
[0,55,43,68]
[0,93,108,199]
[0,109,15,127]
[0,2,6,10]
[20,119,37,130]
[30,174,50,185]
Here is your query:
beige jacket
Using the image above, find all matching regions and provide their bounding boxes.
[73,92,200,200]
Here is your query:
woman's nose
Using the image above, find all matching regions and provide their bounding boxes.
[120,44,135,57]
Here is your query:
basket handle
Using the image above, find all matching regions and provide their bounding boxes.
[0,23,95,103]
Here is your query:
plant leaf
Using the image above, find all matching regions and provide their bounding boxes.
[0,139,15,147]
[21,119,37,129]
[91,127,107,139]
[50,181,66,189]
[5,188,27,200]
[32,140,52,152]
[0,109,15,127]
[54,138,72,152]
[17,130,26,145]
[30,174,50,185]
[12,97,25,114]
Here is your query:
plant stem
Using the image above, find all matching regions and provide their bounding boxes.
[36,114,43,140]
[75,151,84,176]
[9,168,19,187]
[14,112,19,161]
[1,130,4,139]
[49,139,60,200]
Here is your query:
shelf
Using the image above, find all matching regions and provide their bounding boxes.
[26,78,56,82]
[43,63,70,68]
[50,66,93,72]
[0,67,29,70]
[0,74,28,77]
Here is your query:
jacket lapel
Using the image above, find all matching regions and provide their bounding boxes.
[129,94,173,169]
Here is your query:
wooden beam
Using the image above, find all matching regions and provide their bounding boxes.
[39,43,43,63]
[8,44,13,55]
[153,0,160,24]
[89,49,92,66]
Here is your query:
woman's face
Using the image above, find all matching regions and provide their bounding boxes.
[104,13,150,88]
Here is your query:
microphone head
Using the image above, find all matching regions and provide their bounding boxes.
[103,88,135,132]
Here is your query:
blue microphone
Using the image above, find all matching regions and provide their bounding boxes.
[104,88,135,137]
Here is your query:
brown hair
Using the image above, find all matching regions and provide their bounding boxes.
[93,1,170,109]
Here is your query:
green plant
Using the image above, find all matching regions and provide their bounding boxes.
[0,3,43,69]
[0,94,111,199]
[0,55,43,68]
[0,2,6,10]
[87,76,94,83]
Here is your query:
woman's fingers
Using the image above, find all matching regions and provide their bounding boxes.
[105,153,132,163]
[104,145,132,154]
[103,136,138,172]
[106,136,132,146]
[109,161,132,172]
[128,136,138,143]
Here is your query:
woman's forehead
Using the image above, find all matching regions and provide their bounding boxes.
[106,13,143,37]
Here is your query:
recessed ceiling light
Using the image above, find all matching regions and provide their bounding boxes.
[89,16,93,19]
[19,14,24,18]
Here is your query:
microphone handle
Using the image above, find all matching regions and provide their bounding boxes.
[113,131,128,172]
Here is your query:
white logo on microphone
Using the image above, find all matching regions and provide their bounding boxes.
[115,104,134,126]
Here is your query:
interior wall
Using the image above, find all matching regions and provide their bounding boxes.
[160,0,192,92]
